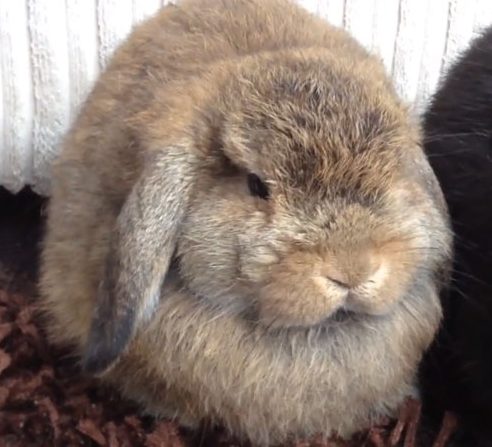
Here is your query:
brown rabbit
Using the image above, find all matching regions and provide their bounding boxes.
[39,0,452,444]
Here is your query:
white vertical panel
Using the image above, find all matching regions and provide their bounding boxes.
[371,0,400,72]
[473,0,492,35]
[0,1,34,193]
[133,0,162,24]
[441,0,476,74]
[313,0,346,28]
[28,0,70,195]
[391,0,428,106]
[96,0,134,69]
[65,0,99,120]
[414,0,450,112]
[296,0,318,15]
[343,0,376,51]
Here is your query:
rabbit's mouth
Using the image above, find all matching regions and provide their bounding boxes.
[328,307,357,323]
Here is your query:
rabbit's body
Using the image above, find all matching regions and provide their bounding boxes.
[420,26,492,442]
[40,0,452,444]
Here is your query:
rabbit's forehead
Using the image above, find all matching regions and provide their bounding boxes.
[254,145,429,226]
[242,129,406,204]
[225,94,412,193]
[218,61,419,203]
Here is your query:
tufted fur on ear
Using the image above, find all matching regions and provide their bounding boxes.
[82,145,197,374]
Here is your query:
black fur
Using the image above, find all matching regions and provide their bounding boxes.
[420,25,492,444]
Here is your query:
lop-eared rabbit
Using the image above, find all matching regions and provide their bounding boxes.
[40,0,452,444]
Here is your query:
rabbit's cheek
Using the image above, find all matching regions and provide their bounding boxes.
[238,244,280,283]
[345,261,414,315]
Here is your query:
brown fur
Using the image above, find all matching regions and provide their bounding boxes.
[39,0,452,445]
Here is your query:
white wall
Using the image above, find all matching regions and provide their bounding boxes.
[1,0,491,195]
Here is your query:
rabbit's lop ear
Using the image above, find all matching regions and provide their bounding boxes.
[82,145,197,374]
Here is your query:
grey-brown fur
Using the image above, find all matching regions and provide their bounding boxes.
[39,0,452,445]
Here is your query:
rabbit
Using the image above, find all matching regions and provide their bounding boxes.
[38,0,453,445]
[419,24,492,444]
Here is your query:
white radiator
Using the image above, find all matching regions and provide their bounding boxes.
[1,0,491,195]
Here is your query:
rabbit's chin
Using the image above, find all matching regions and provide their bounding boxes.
[256,308,365,334]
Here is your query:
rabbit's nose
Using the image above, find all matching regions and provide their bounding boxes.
[325,275,350,290]
[322,252,380,290]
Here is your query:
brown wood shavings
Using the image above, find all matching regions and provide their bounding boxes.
[432,413,458,447]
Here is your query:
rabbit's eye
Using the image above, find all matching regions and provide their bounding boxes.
[247,173,269,200]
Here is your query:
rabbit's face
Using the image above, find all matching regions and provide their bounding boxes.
[176,55,452,330]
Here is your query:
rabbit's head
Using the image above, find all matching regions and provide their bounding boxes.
[83,49,452,374]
